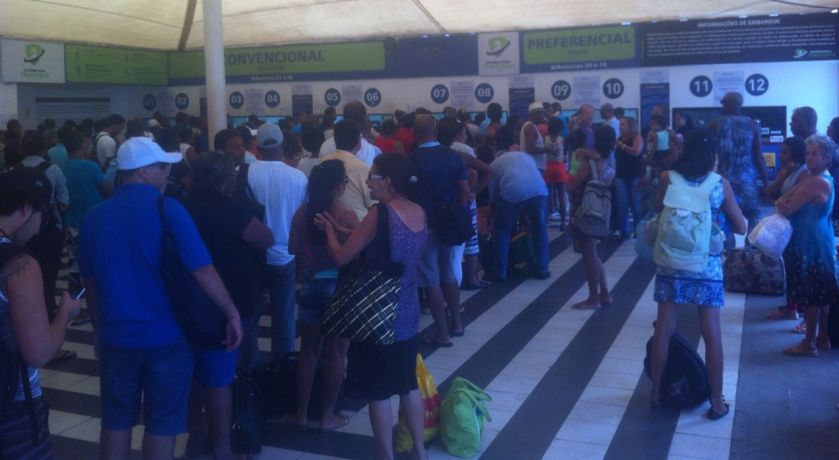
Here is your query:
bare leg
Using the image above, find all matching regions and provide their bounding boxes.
[597,256,611,304]
[441,281,463,334]
[557,183,568,227]
[817,306,831,347]
[548,184,557,214]
[464,254,481,285]
[186,382,208,455]
[399,390,429,460]
[321,336,350,429]
[650,302,678,403]
[101,429,132,460]
[290,323,326,426]
[698,306,726,413]
[206,386,234,460]
[425,286,451,343]
[368,399,394,460]
[802,307,819,350]
[572,235,601,309]
[141,434,176,460]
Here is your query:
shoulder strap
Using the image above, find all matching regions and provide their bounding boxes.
[376,203,392,264]
[588,160,600,181]
[697,172,722,194]
[667,170,685,187]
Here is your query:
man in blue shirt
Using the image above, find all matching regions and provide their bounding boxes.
[79,137,242,460]
[411,115,470,347]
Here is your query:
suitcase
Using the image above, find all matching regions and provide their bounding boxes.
[723,247,786,296]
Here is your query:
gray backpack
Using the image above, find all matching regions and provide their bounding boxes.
[574,160,611,239]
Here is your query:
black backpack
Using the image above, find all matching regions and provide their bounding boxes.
[644,331,710,409]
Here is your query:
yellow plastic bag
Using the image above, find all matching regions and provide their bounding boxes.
[395,354,441,452]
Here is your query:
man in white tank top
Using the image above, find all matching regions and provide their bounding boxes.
[520,102,548,171]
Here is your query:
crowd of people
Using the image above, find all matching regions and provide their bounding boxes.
[1,92,838,459]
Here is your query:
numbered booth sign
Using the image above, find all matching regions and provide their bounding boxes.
[475,83,494,103]
[229,91,245,110]
[431,84,449,104]
[265,90,281,108]
[690,76,713,97]
[551,80,571,101]
[142,94,157,111]
[602,78,624,99]
[364,88,381,107]
[324,88,341,107]
[175,93,189,110]
[745,74,769,96]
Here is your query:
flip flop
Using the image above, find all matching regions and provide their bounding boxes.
[50,349,77,364]
[783,344,818,357]
[279,414,309,429]
[706,403,730,421]
[318,414,350,432]
[422,334,453,348]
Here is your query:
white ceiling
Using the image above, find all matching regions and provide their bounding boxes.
[0,0,837,51]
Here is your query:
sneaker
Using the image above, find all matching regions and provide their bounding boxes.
[531,270,551,280]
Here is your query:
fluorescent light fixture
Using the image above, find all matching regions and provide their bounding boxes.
[739,15,748,19]
[679,18,688,22]
[769,13,779,17]
[832,8,838,13]
[621,21,632,25]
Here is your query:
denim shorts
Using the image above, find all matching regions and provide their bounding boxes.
[99,340,193,435]
[417,231,458,287]
[298,270,338,324]
[194,347,240,388]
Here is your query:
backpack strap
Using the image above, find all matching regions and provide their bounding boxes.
[588,160,600,181]
[696,172,721,194]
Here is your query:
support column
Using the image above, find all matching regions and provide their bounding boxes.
[202,0,226,140]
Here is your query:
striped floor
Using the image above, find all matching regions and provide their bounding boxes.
[44,229,839,459]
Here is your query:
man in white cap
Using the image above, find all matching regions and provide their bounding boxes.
[520,102,549,172]
[78,137,243,460]
[247,123,308,361]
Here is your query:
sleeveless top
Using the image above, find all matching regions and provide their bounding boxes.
[655,130,669,151]
[0,239,42,402]
[387,205,428,341]
[713,115,758,186]
[520,121,547,170]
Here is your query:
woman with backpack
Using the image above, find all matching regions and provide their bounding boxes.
[0,167,82,458]
[568,125,617,310]
[648,130,745,420]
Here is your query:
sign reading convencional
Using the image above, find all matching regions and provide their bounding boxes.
[521,25,639,72]
[168,42,386,85]
[641,13,839,66]
[65,44,167,85]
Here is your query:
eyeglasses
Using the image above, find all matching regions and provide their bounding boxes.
[342,176,350,184]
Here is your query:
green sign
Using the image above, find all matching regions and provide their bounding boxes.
[168,42,385,82]
[523,26,636,65]
[66,45,167,85]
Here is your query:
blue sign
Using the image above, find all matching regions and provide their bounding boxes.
[475,83,494,103]
[603,78,624,99]
[364,88,382,107]
[550,80,571,101]
[689,76,713,97]
[324,88,341,107]
[175,93,189,110]
[265,90,281,108]
[431,84,449,104]
[745,74,769,96]
[142,94,157,111]
[229,91,245,109]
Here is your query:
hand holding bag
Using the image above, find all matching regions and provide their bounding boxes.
[322,203,404,345]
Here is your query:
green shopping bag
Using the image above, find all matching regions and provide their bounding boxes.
[440,377,492,458]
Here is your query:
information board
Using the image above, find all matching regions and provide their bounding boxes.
[66,44,167,85]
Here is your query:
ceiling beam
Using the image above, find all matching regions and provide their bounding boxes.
[178,0,198,51]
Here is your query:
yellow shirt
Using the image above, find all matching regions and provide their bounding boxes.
[319,149,376,221]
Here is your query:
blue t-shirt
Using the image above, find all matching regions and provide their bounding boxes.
[64,158,107,228]
[411,143,468,230]
[48,144,68,171]
[79,183,211,348]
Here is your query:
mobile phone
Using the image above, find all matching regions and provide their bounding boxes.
[73,288,86,300]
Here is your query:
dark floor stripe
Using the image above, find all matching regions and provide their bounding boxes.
[52,435,143,460]
[483,256,657,459]
[603,300,701,459]
[44,388,102,418]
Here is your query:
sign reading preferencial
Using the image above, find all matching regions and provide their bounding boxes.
[1,38,66,83]
[521,25,639,72]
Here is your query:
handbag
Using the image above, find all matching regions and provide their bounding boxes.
[157,197,228,349]
[436,201,475,245]
[574,160,611,239]
[748,212,792,259]
[231,368,262,455]
[322,203,404,345]
[396,354,442,452]
[723,246,786,296]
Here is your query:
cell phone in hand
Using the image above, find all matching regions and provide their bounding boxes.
[73,287,86,300]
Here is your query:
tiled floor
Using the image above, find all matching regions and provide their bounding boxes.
[40,229,839,459]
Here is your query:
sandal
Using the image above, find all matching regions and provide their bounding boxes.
[767,308,797,320]
[421,335,453,348]
[793,321,807,334]
[318,414,350,432]
[49,349,77,364]
[783,343,818,357]
[706,403,730,421]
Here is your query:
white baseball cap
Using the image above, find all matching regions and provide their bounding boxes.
[117,137,182,170]
[256,123,284,150]
[529,102,545,113]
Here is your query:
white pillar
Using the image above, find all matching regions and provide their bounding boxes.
[202,0,226,141]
